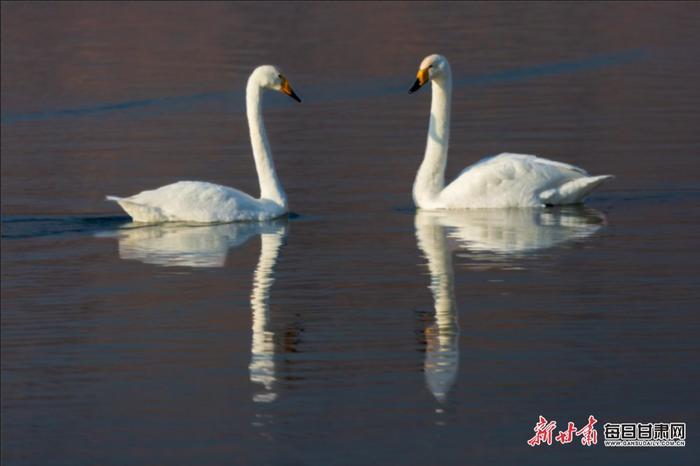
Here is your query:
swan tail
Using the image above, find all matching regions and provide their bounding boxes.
[539,175,614,205]
[105,195,168,223]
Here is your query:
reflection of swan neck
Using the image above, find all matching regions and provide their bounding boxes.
[251,232,283,323]
[425,240,458,338]
[249,231,284,402]
[417,214,458,327]
[246,79,287,207]
[416,213,460,403]
[413,66,452,208]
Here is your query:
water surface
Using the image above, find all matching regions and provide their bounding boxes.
[2,2,699,465]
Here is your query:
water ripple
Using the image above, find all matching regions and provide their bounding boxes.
[1,49,650,124]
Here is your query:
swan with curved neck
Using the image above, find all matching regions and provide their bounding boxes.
[107,65,301,223]
[409,54,613,209]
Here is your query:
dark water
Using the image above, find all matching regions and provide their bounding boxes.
[2,2,699,465]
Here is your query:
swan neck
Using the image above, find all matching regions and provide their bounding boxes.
[246,80,287,207]
[413,72,452,208]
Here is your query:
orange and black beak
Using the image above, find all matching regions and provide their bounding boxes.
[408,68,430,94]
[280,76,302,102]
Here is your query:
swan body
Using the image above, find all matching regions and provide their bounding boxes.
[107,65,301,223]
[106,181,284,223]
[409,55,613,209]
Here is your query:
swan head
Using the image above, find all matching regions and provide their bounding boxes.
[251,65,301,102]
[408,54,449,93]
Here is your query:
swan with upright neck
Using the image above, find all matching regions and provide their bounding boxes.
[408,54,613,209]
[107,65,301,223]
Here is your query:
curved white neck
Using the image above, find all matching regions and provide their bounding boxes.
[246,79,287,207]
[413,67,452,209]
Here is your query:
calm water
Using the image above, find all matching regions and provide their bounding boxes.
[2,2,699,465]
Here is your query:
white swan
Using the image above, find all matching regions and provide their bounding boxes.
[107,65,301,223]
[408,54,614,209]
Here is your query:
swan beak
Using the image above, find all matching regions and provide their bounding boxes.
[280,77,302,102]
[409,68,429,93]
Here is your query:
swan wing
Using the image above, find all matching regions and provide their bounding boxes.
[105,195,170,223]
[107,181,281,223]
[440,153,609,207]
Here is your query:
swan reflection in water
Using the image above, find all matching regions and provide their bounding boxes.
[415,206,606,403]
[106,220,287,403]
